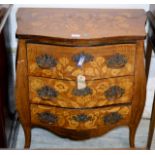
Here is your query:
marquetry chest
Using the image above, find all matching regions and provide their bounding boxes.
[16,8,146,148]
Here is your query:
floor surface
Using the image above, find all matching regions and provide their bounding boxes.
[15,119,155,149]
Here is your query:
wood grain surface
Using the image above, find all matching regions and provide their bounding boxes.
[15,40,31,148]
[129,41,146,148]
[15,8,146,148]
[16,8,146,41]
[29,76,134,108]
[27,43,136,80]
[31,104,131,130]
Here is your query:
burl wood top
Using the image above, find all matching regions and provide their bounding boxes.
[16,8,146,41]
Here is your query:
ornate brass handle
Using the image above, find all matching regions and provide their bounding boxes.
[36,54,57,69]
[72,114,92,122]
[72,87,92,96]
[37,86,58,100]
[37,112,58,124]
[103,112,123,125]
[106,53,127,69]
[104,86,125,100]
[72,52,94,67]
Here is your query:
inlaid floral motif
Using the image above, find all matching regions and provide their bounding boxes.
[29,76,134,108]
[27,43,136,80]
[54,81,68,92]
[31,104,131,130]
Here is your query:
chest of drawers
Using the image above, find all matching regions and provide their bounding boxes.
[16,8,146,148]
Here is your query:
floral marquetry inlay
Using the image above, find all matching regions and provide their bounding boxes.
[27,43,136,80]
[16,8,146,147]
[17,8,146,40]
[31,104,131,130]
[29,76,134,108]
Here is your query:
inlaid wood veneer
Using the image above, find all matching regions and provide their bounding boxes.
[16,8,146,148]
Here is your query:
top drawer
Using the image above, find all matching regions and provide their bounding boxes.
[27,43,136,80]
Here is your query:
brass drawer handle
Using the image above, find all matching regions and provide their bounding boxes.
[37,112,58,124]
[36,54,57,69]
[72,114,92,122]
[104,86,125,100]
[37,86,58,100]
[72,52,94,67]
[106,53,127,69]
[72,87,92,96]
[103,112,123,125]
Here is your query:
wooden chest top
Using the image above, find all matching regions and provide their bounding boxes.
[16,8,146,41]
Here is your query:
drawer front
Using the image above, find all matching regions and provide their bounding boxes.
[29,76,134,108]
[31,104,131,130]
[27,43,136,80]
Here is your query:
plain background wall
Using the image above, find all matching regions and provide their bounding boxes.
[9,4,153,118]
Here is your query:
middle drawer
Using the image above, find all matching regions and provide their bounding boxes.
[29,76,134,108]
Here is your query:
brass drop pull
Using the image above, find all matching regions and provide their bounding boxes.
[103,112,123,124]
[36,54,57,69]
[37,112,58,124]
[106,53,127,69]
[37,86,58,100]
[72,52,94,67]
[72,87,92,96]
[104,86,125,100]
[72,114,92,122]
[73,75,92,96]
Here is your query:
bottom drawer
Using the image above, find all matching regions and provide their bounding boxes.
[31,104,131,130]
